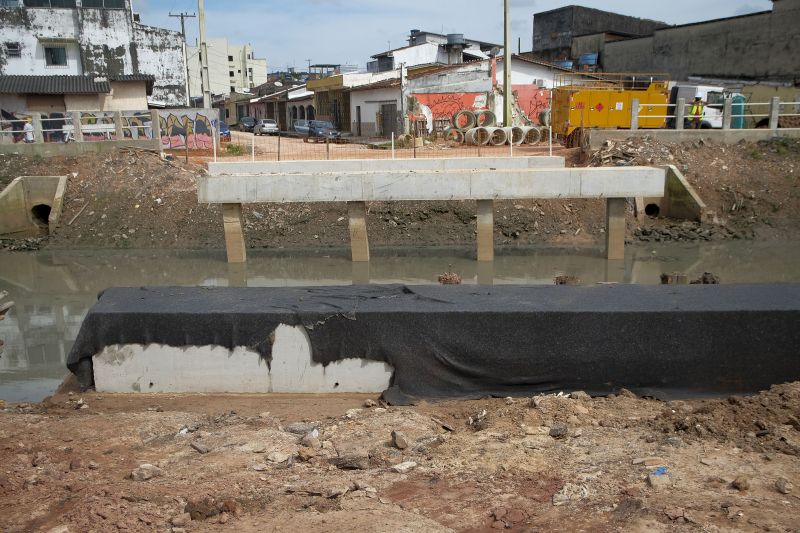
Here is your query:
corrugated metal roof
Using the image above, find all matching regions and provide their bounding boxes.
[0,75,111,95]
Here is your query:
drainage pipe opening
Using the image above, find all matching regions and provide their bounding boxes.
[644,203,660,217]
[31,204,52,226]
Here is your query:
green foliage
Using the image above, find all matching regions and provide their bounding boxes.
[225,143,244,156]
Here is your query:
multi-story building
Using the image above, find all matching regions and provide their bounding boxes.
[186,38,267,98]
[0,0,186,110]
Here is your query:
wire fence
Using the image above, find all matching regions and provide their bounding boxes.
[215,126,556,162]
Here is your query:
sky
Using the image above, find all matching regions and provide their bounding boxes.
[131,0,774,73]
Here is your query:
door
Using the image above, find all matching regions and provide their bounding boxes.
[380,103,397,138]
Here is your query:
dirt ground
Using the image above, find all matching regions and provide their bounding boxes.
[0,380,798,532]
[1,136,798,252]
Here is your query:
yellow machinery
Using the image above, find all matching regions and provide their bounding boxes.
[551,73,670,147]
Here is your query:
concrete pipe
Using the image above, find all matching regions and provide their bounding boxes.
[465,127,491,145]
[503,126,525,145]
[523,126,542,145]
[443,127,465,143]
[487,127,508,146]
[475,109,497,127]
[452,110,477,130]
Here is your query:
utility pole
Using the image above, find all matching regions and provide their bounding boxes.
[198,0,211,109]
[503,0,512,127]
[169,12,196,107]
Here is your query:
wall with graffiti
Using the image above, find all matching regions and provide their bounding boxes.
[2,107,219,149]
[158,109,219,150]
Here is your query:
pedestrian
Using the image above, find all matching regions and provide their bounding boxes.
[23,117,35,143]
[688,94,705,129]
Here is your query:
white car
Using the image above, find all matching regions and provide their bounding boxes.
[254,119,279,135]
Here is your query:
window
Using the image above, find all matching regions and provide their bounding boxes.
[82,0,125,7]
[23,0,77,6]
[44,46,67,66]
[4,42,21,58]
[228,55,233,62]
[230,86,235,93]
[229,70,234,77]
[225,109,230,118]
[237,69,241,73]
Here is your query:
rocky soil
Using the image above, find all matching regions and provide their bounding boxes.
[2,136,798,252]
[0,381,798,532]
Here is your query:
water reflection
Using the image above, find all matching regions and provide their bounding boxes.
[1,241,799,401]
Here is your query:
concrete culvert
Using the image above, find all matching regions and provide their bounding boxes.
[503,127,525,145]
[488,127,508,146]
[523,127,542,145]
[443,128,464,143]
[31,204,52,226]
[644,203,660,217]
[452,110,477,130]
[465,127,491,145]
[475,110,496,127]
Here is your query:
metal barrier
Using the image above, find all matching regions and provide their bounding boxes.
[633,96,797,131]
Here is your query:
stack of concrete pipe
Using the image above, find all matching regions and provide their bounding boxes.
[443,108,544,146]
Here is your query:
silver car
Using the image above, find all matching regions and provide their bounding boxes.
[254,118,279,136]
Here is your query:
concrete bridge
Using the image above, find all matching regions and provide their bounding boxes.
[198,157,666,263]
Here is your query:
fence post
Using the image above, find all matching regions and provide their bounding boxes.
[768,96,780,132]
[32,112,44,143]
[413,127,417,159]
[251,131,255,161]
[212,120,217,163]
[630,98,640,131]
[113,111,124,140]
[391,132,395,159]
[71,112,83,142]
[150,110,161,154]
[549,126,553,157]
[326,136,330,160]
[277,131,281,161]
[722,98,732,130]
[675,98,685,130]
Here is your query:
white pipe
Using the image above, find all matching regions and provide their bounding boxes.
[488,127,508,146]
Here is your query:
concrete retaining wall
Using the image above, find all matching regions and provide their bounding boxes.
[208,156,566,176]
[0,140,160,158]
[588,128,800,150]
[0,175,68,236]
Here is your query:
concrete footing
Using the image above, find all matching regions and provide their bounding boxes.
[0,175,67,236]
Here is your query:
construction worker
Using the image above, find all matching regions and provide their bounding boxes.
[23,117,35,143]
[688,94,704,129]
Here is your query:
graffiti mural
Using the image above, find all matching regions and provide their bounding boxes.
[411,93,489,132]
[158,109,219,150]
[512,85,550,125]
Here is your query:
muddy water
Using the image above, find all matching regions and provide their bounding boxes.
[2,241,800,402]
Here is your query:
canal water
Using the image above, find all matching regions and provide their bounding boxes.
[2,241,800,402]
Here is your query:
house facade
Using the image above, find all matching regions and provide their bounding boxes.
[0,0,186,109]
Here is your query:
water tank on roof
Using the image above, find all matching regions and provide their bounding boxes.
[447,34,466,46]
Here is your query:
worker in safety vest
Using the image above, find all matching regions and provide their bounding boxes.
[688,95,704,129]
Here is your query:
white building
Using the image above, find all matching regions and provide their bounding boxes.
[368,29,500,72]
[187,38,268,98]
[0,0,186,108]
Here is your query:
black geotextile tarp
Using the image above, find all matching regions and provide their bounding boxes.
[67,284,800,404]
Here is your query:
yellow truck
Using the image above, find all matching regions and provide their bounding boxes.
[551,73,670,147]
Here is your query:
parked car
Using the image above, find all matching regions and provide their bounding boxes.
[254,118,279,136]
[238,116,256,132]
[304,120,341,143]
[293,119,310,134]
[218,121,231,142]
